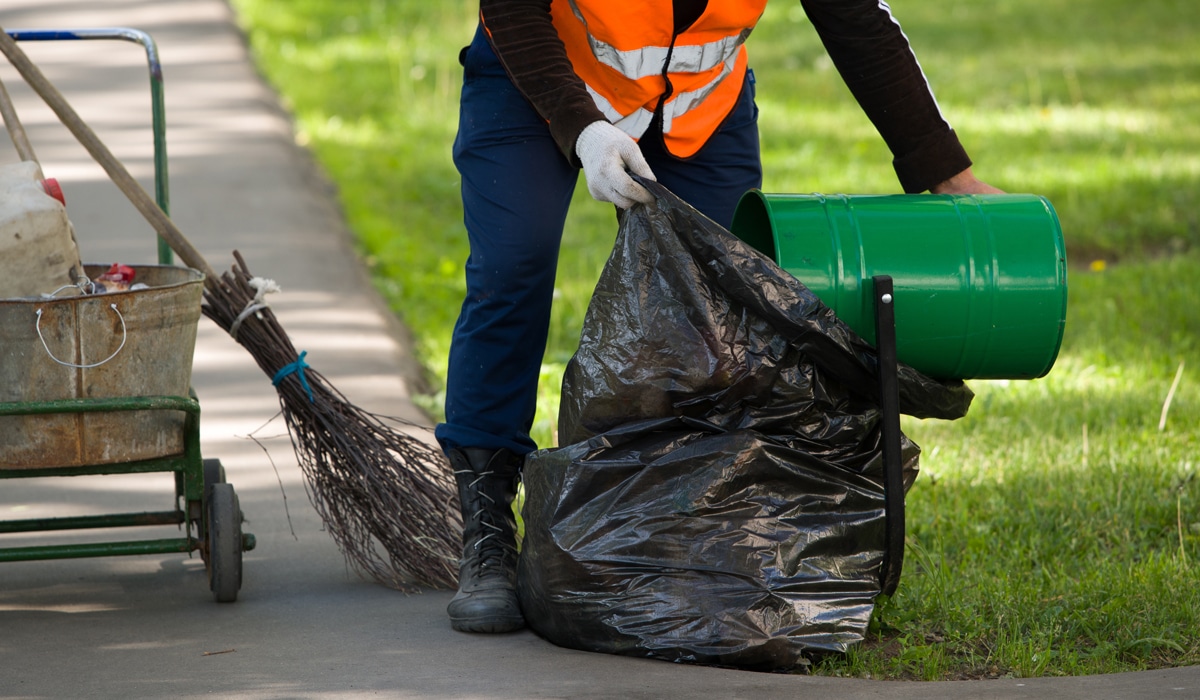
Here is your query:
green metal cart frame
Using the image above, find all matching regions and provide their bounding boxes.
[0,28,254,602]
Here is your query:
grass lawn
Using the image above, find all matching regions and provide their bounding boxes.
[227,0,1199,678]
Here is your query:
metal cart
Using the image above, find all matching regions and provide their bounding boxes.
[0,28,254,602]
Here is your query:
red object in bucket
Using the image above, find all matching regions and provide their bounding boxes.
[99,263,136,283]
[92,263,137,292]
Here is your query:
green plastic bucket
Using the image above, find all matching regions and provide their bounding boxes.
[730,192,1067,380]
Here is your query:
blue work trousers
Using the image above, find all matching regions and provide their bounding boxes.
[435,24,763,456]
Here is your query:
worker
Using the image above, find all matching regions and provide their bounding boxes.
[435,0,1003,634]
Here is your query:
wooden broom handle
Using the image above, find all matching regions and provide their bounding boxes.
[0,73,38,163]
[0,26,220,284]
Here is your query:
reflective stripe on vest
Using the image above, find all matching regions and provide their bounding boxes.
[661,47,741,135]
[553,0,765,158]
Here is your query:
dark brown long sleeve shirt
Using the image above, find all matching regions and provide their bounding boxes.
[478,0,971,193]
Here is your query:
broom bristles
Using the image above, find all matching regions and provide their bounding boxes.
[202,251,462,592]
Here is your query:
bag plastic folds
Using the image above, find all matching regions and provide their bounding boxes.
[517,179,973,670]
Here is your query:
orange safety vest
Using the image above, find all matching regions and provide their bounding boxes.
[550,0,767,158]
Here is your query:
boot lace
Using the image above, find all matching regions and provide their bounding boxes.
[457,469,516,577]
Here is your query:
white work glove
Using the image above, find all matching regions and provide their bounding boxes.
[575,120,657,209]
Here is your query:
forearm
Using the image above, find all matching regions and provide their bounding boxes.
[480,0,604,163]
[800,0,971,192]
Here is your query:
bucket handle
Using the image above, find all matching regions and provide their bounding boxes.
[35,302,127,369]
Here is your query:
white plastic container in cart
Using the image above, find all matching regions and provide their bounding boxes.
[0,160,84,299]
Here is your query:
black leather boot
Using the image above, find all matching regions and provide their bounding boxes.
[446,447,525,633]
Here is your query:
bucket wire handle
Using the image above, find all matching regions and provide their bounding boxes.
[35,303,127,369]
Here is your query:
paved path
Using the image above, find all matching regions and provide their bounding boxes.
[1,2,1197,698]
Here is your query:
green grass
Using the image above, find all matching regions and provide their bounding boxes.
[226,0,1199,679]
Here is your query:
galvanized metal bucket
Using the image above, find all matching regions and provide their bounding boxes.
[0,264,204,469]
[730,192,1068,380]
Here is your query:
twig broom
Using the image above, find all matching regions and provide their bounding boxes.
[0,28,461,591]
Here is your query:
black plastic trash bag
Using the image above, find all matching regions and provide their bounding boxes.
[518,179,972,670]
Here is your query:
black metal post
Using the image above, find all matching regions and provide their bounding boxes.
[873,275,905,596]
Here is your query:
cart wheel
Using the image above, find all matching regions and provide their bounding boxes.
[207,482,243,603]
[199,459,227,565]
[203,458,227,501]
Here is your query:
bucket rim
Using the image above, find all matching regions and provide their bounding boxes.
[0,263,205,306]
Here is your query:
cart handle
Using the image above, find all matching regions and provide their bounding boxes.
[6,27,173,264]
[0,26,219,284]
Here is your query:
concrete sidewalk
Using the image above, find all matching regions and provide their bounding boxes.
[0,1,1196,698]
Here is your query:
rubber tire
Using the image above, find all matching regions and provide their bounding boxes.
[202,458,227,502]
[207,482,243,603]
[199,459,227,565]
